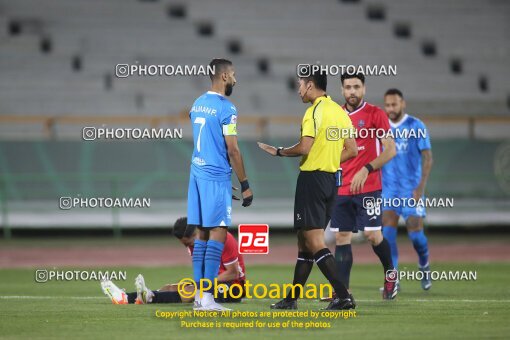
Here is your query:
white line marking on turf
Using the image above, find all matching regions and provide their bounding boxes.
[0,296,103,300]
[1,296,510,303]
[255,298,510,303]
[412,299,510,303]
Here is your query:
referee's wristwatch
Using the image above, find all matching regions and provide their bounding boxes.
[276,147,284,157]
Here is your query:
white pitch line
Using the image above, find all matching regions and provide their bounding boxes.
[412,299,510,303]
[0,296,104,300]
[252,298,510,303]
[1,296,509,303]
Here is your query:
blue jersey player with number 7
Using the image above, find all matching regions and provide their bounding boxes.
[187,58,253,312]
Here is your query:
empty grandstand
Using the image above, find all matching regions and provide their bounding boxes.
[0,0,508,232]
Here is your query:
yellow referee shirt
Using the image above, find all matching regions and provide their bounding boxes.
[299,95,353,173]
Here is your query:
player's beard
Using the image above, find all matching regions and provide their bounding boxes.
[389,110,403,122]
[225,82,234,96]
[346,95,361,109]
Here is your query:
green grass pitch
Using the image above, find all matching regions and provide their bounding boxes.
[1,263,509,339]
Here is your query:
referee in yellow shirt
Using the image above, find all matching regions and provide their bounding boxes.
[258,66,358,310]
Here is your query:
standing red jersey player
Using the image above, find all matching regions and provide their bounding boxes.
[329,72,398,300]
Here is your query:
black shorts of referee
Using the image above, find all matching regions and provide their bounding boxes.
[294,170,336,230]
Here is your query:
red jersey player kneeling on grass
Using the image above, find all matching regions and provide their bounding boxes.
[325,72,399,302]
[101,217,246,305]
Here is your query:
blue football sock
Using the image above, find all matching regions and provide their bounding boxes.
[408,230,429,267]
[383,226,399,270]
[192,239,207,284]
[204,239,224,292]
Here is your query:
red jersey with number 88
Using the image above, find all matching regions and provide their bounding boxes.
[338,101,391,196]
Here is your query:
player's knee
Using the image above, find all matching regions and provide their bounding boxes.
[364,230,382,245]
[296,232,308,251]
[209,227,227,242]
[304,240,319,253]
[198,228,209,241]
[382,210,399,226]
[406,222,422,232]
[305,237,325,253]
[407,225,421,233]
[335,231,351,245]
[406,217,423,232]
[297,240,308,252]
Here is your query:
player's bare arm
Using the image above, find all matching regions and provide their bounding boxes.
[217,261,240,282]
[225,135,253,206]
[340,137,358,163]
[350,136,396,194]
[413,149,433,200]
[257,136,314,157]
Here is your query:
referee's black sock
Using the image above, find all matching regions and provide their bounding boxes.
[151,291,182,303]
[284,251,314,302]
[335,244,353,289]
[314,248,349,299]
[372,238,394,273]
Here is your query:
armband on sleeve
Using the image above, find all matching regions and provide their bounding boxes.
[222,124,237,136]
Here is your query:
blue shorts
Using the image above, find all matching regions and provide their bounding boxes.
[330,190,382,232]
[187,174,232,228]
[382,190,427,220]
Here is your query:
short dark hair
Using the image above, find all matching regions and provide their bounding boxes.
[173,217,195,239]
[341,72,365,85]
[385,88,404,99]
[209,58,233,81]
[299,66,327,91]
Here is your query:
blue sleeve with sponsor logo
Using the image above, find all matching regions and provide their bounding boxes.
[221,102,238,126]
[220,101,238,136]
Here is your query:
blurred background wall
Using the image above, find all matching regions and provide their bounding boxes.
[0,0,509,234]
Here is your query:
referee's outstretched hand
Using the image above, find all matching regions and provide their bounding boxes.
[241,188,254,207]
[257,142,277,156]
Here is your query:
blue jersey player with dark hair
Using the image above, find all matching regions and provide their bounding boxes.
[382,88,433,290]
[188,58,253,311]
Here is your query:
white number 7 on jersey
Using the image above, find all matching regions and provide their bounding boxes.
[194,117,206,152]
